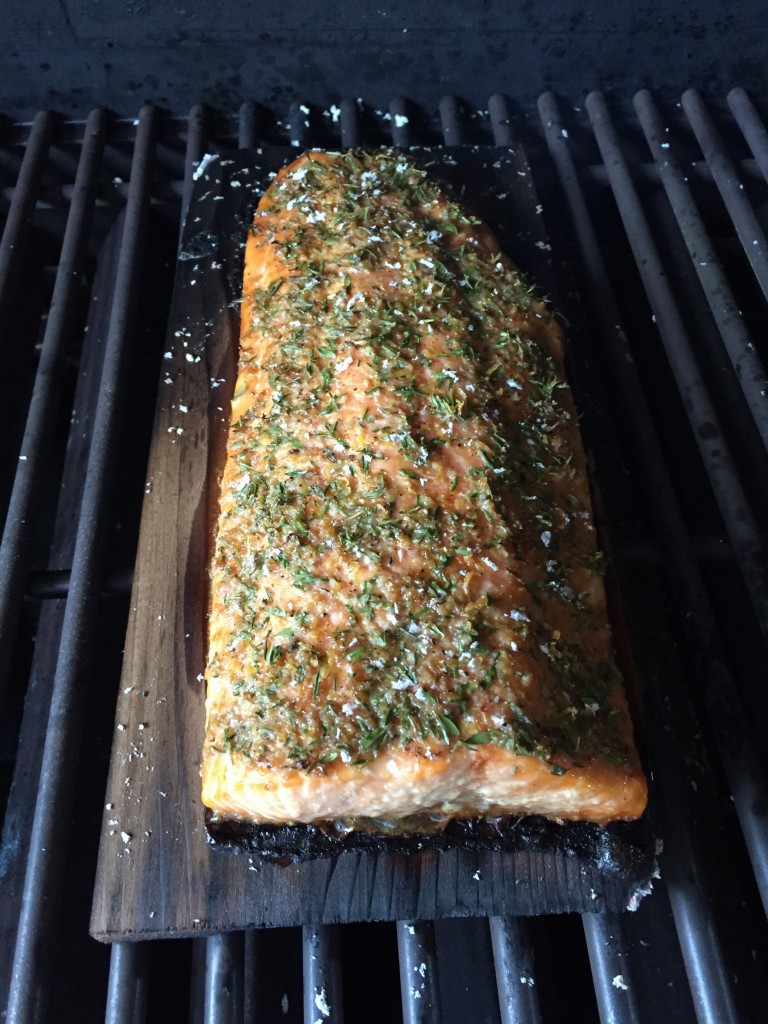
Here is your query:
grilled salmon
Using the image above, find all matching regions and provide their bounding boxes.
[201,149,647,826]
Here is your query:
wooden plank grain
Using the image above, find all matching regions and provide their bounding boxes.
[90,151,256,940]
[90,146,655,941]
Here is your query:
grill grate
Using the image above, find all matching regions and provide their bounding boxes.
[0,92,767,1023]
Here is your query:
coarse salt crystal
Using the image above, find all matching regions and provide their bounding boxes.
[192,153,218,181]
[314,988,330,1017]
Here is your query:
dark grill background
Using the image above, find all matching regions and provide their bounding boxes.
[0,90,767,1022]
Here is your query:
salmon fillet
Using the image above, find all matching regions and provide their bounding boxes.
[201,149,647,827]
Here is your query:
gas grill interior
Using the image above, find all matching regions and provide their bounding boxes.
[1,93,767,1023]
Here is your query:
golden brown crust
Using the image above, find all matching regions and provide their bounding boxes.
[202,149,647,826]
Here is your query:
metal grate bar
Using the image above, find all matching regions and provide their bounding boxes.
[105,942,148,1024]
[0,111,54,323]
[653,753,741,1024]
[389,97,413,147]
[537,91,755,1016]
[303,925,343,1024]
[584,90,768,643]
[727,87,768,184]
[24,565,133,599]
[189,939,207,1024]
[397,921,441,1024]
[340,99,362,150]
[682,89,768,303]
[633,89,768,453]
[488,94,514,146]
[439,96,464,146]
[583,914,642,1024]
[705,661,768,917]
[180,105,210,234]
[0,107,106,707]
[238,101,258,149]
[205,933,244,1024]
[489,917,542,1024]
[6,105,158,1024]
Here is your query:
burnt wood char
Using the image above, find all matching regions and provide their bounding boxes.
[208,809,653,878]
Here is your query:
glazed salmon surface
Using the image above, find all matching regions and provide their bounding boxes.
[201,149,647,826]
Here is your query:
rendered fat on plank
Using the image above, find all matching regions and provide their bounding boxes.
[201,149,647,829]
